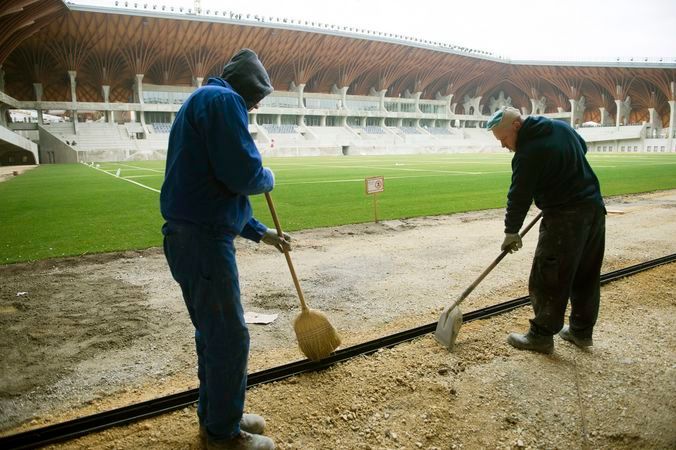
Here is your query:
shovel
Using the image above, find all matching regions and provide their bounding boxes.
[434,211,543,350]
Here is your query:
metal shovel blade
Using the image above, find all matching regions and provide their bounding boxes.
[434,212,544,352]
[434,304,463,350]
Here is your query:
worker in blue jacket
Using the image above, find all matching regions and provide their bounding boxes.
[161,49,286,450]
[487,107,606,354]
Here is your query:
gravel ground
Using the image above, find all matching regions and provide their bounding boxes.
[1,189,675,449]
[0,165,37,182]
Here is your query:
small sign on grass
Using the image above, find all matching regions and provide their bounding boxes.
[365,176,384,222]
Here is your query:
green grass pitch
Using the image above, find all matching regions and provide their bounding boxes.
[1,153,675,264]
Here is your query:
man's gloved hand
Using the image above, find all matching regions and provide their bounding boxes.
[262,229,292,253]
[501,233,523,253]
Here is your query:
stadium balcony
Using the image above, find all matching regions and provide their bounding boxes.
[577,124,646,143]
[305,98,342,109]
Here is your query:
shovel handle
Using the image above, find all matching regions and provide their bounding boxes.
[448,211,543,310]
[265,192,308,311]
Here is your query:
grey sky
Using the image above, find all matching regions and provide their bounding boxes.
[72,0,676,61]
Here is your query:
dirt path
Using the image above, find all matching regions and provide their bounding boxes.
[0,165,37,182]
[1,190,675,449]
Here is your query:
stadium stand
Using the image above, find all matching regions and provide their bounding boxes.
[364,126,386,134]
[0,1,674,164]
[427,127,452,135]
[151,123,172,133]
[262,124,298,134]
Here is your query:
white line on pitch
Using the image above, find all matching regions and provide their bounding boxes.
[116,163,164,173]
[276,171,511,185]
[123,174,164,179]
[277,163,485,175]
[86,164,160,193]
[98,167,153,172]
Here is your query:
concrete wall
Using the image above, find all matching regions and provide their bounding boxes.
[38,126,78,163]
[643,139,675,152]
[0,125,39,164]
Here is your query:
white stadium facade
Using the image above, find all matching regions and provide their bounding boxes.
[1,0,675,165]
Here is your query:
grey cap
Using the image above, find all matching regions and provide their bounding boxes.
[486,107,521,130]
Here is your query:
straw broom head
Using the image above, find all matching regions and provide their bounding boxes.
[294,308,341,361]
[263,192,341,360]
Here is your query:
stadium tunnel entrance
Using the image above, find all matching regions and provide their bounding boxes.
[0,124,40,165]
[0,146,37,166]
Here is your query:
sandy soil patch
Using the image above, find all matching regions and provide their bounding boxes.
[0,165,37,182]
[1,190,675,449]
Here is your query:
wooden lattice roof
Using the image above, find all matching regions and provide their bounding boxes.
[2,3,675,123]
[0,0,68,66]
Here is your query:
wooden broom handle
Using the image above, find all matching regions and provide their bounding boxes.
[265,192,308,311]
[447,211,543,311]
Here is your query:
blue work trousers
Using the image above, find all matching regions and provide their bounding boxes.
[162,221,247,440]
[528,203,606,338]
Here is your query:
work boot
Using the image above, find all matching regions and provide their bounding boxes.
[200,414,267,443]
[507,331,554,354]
[559,326,593,348]
[239,414,266,434]
[207,431,275,450]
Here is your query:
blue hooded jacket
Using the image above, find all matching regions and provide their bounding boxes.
[505,116,604,233]
[160,49,274,240]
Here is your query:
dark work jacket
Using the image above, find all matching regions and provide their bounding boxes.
[160,73,273,240]
[505,116,604,233]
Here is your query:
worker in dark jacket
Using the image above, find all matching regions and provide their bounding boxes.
[161,49,286,450]
[487,106,606,354]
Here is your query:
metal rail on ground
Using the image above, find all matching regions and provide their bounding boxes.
[3,253,675,449]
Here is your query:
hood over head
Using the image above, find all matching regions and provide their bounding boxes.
[220,49,273,109]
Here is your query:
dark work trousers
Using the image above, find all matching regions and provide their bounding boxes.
[162,221,248,440]
[528,203,606,338]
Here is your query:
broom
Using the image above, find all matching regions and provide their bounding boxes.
[264,192,341,360]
